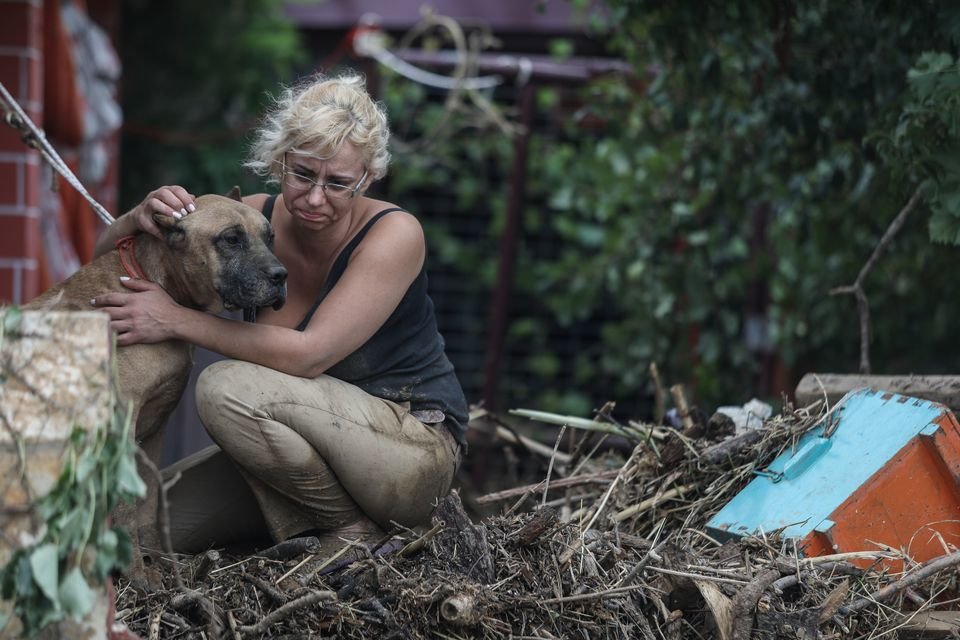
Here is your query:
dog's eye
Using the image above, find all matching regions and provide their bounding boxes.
[220,232,244,247]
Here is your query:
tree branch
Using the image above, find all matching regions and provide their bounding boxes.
[839,549,960,617]
[829,187,924,374]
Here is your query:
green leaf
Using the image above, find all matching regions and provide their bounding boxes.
[58,568,96,619]
[653,294,675,319]
[115,454,146,499]
[111,528,134,575]
[75,452,97,483]
[13,553,32,597]
[29,544,60,607]
[91,529,119,579]
[3,306,22,335]
[548,38,574,60]
[929,211,959,243]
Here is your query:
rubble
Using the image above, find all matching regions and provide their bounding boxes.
[113,399,960,639]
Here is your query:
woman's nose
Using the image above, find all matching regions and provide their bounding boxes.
[305,183,327,205]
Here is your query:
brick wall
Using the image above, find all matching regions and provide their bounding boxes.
[0,0,42,304]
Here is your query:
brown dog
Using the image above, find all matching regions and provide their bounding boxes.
[26,189,287,579]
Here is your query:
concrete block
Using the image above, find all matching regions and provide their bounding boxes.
[0,310,115,639]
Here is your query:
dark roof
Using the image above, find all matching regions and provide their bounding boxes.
[283,0,582,33]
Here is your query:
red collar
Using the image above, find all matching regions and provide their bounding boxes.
[115,235,148,280]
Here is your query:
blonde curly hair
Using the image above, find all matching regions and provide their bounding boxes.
[245,72,391,183]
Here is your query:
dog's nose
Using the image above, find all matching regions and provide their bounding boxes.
[265,264,287,286]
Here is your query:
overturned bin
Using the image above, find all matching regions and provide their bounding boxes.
[707,388,960,568]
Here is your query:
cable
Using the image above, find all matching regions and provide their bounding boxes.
[0,81,115,225]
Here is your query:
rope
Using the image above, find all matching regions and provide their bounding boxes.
[0,81,115,225]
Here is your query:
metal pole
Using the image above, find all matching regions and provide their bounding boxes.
[481,82,535,410]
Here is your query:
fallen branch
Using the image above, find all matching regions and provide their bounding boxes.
[839,550,960,616]
[611,483,698,523]
[513,507,558,546]
[470,408,574,462]
[242,573,289,605]
[539,584,646,605]
[476,469,620,504]
[649,362,666,425]
[669,384,696,434]
[510,407,666,442]
[399,521,445,557]
[258,536,321,560]
[193,549,220,583]
[700,431,764,465]
[237,589,336,637]
[732,568,780,640]
[168,589,224,637]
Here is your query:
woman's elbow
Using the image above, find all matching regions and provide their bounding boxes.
[288,356,329,379]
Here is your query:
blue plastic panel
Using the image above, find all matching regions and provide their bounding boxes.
[706,389,943,540]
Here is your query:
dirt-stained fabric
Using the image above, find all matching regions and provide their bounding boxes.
[158,360,461,553]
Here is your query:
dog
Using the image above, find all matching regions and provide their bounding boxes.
[26,188,287,582]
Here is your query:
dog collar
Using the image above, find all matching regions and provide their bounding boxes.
[115,235,148,280]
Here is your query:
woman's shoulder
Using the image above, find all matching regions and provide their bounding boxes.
[354,198,425,256]
[362,196,411,217]
[361,197,421,232]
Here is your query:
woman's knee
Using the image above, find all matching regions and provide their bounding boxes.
[196,360,262,436]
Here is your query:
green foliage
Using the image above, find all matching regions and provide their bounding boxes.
[874,50,960,243]
[549,0,960,403]
[0,398,141,636]
[119,0,305,209]
[383,1,960,413]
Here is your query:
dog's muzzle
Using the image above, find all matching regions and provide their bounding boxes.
[218,260,288,312]
[262,263,288,310]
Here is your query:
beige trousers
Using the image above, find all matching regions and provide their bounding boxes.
[158,360,460,554]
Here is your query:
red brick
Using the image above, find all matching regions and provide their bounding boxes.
[20,260,37,301]
[0,122,28,155]
[22,214,39,263]
[22,156,38,207]
[0,214,39,259]
[0,265,15,303]
[25,54,41,105]
[0,2,34,49]
[0,260,35,304]
[0,53,22,99]
[0,159,20,206]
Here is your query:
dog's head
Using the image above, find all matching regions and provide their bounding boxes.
[152,190,287,313]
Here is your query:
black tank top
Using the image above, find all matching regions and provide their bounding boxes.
[251,195,468,445]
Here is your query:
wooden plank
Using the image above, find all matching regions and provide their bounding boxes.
[899,611,960,639]
[795,374,960,411]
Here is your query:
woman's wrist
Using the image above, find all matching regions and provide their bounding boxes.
[165,303,195,341]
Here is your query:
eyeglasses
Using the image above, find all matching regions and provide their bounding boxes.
[280,156,367,199]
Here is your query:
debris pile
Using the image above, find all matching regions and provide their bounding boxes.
[115,401,960,638]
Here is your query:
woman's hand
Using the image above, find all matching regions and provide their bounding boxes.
[94,185,198,258]
[133,185,197,239]
[91,277,185,346]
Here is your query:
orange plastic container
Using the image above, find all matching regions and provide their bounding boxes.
[707,389,960,569]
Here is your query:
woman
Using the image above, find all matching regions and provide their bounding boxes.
[92,73,468,554]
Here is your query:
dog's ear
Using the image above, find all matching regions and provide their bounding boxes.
[152,213,186,249]
[226,185,242,201]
